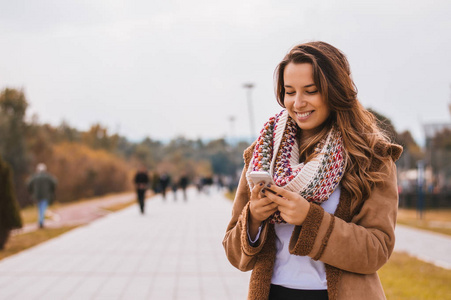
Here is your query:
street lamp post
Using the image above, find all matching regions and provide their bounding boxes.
[243,83,256,142]
[228,115,236,144]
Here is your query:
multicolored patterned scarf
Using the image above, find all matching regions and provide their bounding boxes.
[246,110,345,224]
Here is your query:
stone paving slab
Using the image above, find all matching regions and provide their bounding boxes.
[0,189,250,300]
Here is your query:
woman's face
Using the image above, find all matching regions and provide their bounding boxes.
[283,62,331,139]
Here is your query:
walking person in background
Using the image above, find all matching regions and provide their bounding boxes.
[223,41,402,299]
[159,172,171,200]
[171,179,178,201]
[27,163,57,229]
[134,165,149,214]
[151,171,161,195]
[179,173,189,201]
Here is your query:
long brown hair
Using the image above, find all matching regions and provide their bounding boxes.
[275,41,393,208]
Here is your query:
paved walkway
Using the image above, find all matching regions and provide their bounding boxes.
[1,189,451,299]
[394,224,451,270]
[13,193,136,235]
[0,189,250,300]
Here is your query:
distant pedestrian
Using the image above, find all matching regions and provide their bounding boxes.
[134,166,149,214]
[216,175,224,191]
[151,172,161,194]
[171,180,178,201]
[202,176,213,195]
[195,176,203,194]
[179,174,189,201]
[159,173,171,200]
[0,156,22,250]
[27,163,57,229]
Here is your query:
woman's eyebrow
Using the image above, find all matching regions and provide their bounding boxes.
[284,83,316,88]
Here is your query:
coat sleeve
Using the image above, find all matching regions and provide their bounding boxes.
[288,160,399,274]
[222,144,270,272]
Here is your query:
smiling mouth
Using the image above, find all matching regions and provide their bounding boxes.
[295,111,313,119]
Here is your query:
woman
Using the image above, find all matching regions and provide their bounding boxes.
[223,41,402,300]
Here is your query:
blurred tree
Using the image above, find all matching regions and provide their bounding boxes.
[57,120,81,142]
[26,122,55,167]
[0,156,23,249]
[396,130,424,170]
[204,138,240,176]
[0,88,31,206]
[368,108,397,141]
[132,144,154,168]
[82,124,119,152]
[48,142,132,202]
[431,129,451,150]
[367,108,424,172]
[430,129,451,188]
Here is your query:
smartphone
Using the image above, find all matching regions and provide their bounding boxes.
[249,171,273,185]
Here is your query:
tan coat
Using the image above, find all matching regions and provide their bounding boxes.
[223,142,403,300]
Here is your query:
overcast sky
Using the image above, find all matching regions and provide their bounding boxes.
[1,0,450,144]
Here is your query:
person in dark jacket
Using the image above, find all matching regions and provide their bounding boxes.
[27,163,57,228]
[134,166,149,214]
[179,174,189,201]
[159,173,171,200]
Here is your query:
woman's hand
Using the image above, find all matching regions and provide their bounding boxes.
[262,184,310,226]
[248,182,278,239]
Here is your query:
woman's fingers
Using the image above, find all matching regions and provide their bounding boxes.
[251,182,265,200]
[266,184,301,201]
[262,184,310,226]
[262,201,278,211]
[262,188,289,206]
[250,183,280,222]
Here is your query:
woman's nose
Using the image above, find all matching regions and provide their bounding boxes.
[294,95,307,109]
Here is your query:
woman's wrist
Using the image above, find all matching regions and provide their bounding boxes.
[248,213,262,240]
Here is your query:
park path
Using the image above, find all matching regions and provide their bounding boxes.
[1,188,450,299]
[13,192,136,235]
[394,224,451,269]
[0,188,250,300]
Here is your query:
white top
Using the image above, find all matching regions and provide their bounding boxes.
[248,185,341,290]
[271,185,341,289]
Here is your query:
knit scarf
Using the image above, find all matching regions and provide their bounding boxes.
[246,110,345,224]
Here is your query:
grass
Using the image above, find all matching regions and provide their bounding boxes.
[20,205,39,224]
[397,208,451,236]
[21,204,64,224]
[0,226,77,261]
[102,199,136,212]
[225,190,236,201]
[379,252,451,300]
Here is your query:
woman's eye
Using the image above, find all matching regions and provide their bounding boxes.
[306,90,318,95]
[285,91,295,95]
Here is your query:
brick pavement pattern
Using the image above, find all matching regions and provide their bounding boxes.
[0,189,250,300]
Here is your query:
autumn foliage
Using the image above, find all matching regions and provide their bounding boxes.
[47,143,132,202]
